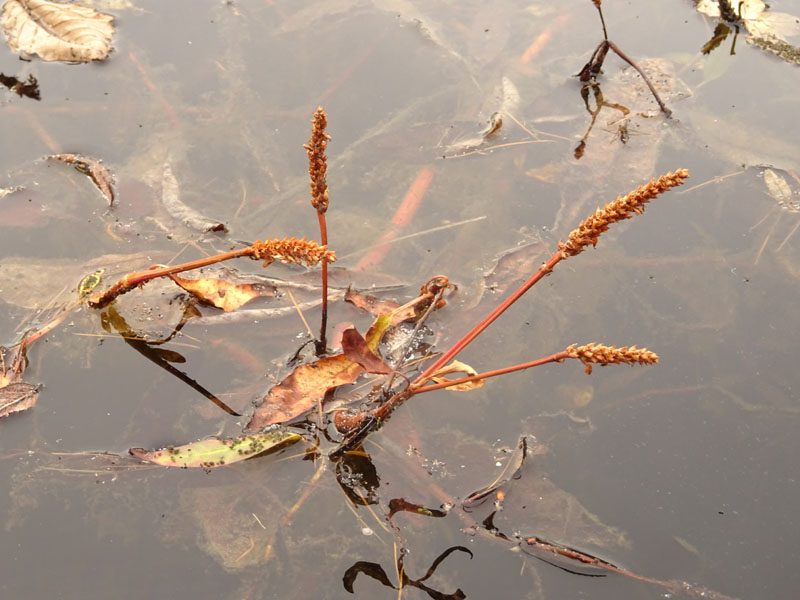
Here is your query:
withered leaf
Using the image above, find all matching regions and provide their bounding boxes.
[130,431,301,469]
[345,286,401,316]
[0,381,41,418]
[428,360,484,392]
[0,71,40,99]
[170,272,277,312]
[763,168,798,212]
[345,286,418,326]
[48,153,115,205]
[246,354,363,430]
[1,0,114,63]
[341,327,394,375]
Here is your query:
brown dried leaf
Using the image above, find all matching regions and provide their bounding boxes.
[345,286,418,325]
[0,71,40,99]
[0,382,41,418]
[161,162,227,233]
[341,327,394,374]
[170,273,277,312]
[246,354,363,430]
[47,153,115,205]
[345,287,400,315]
[1,0,114,63]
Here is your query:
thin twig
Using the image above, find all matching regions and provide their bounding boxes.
[606,40,672,117]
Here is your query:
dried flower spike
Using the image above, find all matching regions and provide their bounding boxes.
[304,106,330,214]
[251,237,336,268]
[566,343,659,374]
[560,169,689,258]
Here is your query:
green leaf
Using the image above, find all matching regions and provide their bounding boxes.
[130,430,301,469]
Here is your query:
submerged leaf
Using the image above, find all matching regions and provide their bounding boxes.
[161,162,227,233]
[1,0,114,63]
[463,436,530,509]
[48,153,115,205]
[130,431,301,469]
[246,354,363,430]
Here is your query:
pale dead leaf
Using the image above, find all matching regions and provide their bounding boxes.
[763,168,799,212]
[745,12,800,40]
[696,0,766,20]
[1,0,114,63]
[429,360,484,391]
[0,382,41,418]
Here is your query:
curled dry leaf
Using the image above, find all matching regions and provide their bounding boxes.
[1,0,114,63]
[463,435,530,509]
[47,153,115,205]
[246,354,364,430]
[130,431,301,469]
[170,272,278,312]
[0,71,40,99]
[428,360,484,391]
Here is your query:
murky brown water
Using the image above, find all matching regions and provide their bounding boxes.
[2,1,800,598]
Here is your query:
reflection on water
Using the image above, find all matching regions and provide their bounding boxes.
[2,0,800,598]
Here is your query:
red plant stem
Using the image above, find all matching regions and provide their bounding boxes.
[330,249,566,451]
[415,248,564,386]
[88,247,253,308]
[409,350,570,395]
[317,211,329,353]
[606,40,671,117]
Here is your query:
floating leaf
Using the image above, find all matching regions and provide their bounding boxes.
[747,34,800,65]
[170,272,278,312]
[77,268,104,297]
[48,153,115,205]
[130,431,301,469]
[341,327,394,375]
[428,360,484,391]
[0,382,41,418]
[743,11,800,40]
[246,354,363,430]
[696,0,765,20]
[1,0,114,63]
